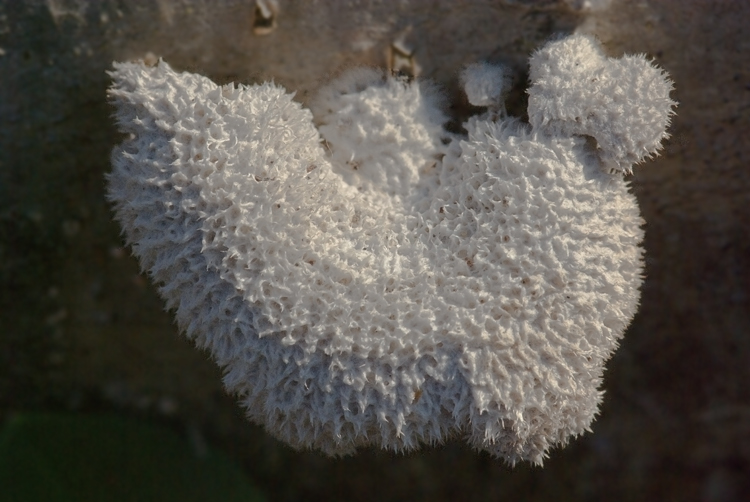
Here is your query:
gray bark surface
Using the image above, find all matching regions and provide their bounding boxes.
[1,0,748,499]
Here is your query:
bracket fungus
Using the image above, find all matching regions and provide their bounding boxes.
[107,34,675,465]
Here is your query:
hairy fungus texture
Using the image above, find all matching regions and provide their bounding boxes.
[107,34,675,465]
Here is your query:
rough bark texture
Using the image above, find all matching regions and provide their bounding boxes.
[1,0,748,500]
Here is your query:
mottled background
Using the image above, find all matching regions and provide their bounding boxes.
[1,0,748,500]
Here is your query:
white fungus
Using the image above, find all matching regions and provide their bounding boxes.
[461,62,511,108]
[107,34,675,465]
[528,34,675,173]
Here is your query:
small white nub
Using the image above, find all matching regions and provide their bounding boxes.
[461,63,511,107]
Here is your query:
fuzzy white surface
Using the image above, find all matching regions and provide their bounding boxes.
[460,62,511,108]
[528,34,675,173]
[107,34,674,465]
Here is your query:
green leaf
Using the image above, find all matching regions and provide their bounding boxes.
[0,413,266,502]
